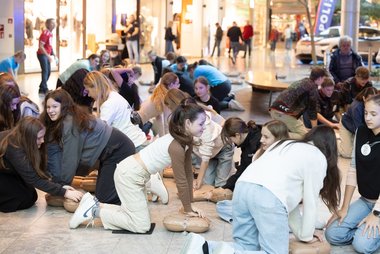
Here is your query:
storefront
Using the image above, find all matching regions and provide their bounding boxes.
[22,0,166,73]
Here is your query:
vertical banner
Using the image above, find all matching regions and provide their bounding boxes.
[314,0,337,35]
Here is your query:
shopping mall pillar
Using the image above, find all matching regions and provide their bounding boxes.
[341,0,360,51]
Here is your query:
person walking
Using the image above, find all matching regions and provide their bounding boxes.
[227,21,243,64]
[36,18,56,95]
[211,23,223,57]
[242,20,253,58]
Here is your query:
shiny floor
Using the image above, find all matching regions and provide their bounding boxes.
[1,48,377,254]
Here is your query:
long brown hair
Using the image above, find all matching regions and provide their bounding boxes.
[40,89,94,143]
[221,117,257,145]
[299,125,341,212]
[0,74,21,130]
[0,117,48,179]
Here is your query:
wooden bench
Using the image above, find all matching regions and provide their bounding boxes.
[245,71,289,107]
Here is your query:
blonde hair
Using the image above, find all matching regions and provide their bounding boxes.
[83,71,116,115]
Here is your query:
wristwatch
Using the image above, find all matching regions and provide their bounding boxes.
[373,210,380,217]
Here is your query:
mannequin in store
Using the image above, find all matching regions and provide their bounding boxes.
[36,18,56,95]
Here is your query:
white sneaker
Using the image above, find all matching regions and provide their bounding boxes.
[69,192,98,229]
[150,173,169,204]
[145,179,159,202]
[228,99,245,111]
[213,242,235,254]
[180,233,206,254]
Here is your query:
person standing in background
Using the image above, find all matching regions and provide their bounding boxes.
[36,18,56,95]
[242,20,253,58]
[165,21,176,55]
[125,14,140,64]
[269,26,279,52]
[211,23,223,57]
[284,24,293,51]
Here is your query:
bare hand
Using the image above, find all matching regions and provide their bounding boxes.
[330,123,340,130]
[187,206,205,218]
[358,213,380,238]
[64,189,84,202]
[313,229,325,242]
[326,209,348,228]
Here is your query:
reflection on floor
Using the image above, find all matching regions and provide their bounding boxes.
[2,49,377,254]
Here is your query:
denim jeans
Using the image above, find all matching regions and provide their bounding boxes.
[210,79,232,102]
[37,53,51,92]
[232,182,289,254]
[47,143,63,184]
[230,41,240,60]
[325,197,380,253]
[216,200,233,223]
[211,39,222,57]
[285,38,292,50]
[244,38,252,57]
[203,144,234,187]
[126,40,139,63]
[165,40,174,54]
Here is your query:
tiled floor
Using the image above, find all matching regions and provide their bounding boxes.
[1,48,378,254]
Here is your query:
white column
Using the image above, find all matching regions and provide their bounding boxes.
[341,0,360,51]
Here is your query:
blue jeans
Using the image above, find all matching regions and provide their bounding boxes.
[285,38,292,50]
[230,41,240,60]
[126,40,139,63]
[244,38,252,57]
[165,40,174,54]
[37,53,51,92]
[325,197,380,253]
[216,200,233,223]
[203,144,234,187]
[232,182,289,254]
[211,39,221,56]
[47,143,63,184]
[270,40,277,51]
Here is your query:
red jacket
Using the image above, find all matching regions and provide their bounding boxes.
[242,25,254,40]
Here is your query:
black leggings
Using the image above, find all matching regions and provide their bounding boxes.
[0,172,38,213]
[96,128,136,204]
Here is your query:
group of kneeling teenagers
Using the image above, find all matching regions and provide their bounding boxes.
[0,88,380,253]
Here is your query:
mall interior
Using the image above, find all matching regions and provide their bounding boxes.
[0,0,380,254]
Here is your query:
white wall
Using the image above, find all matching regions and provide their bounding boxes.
[86,0,112,44]
[0,0,15,60]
